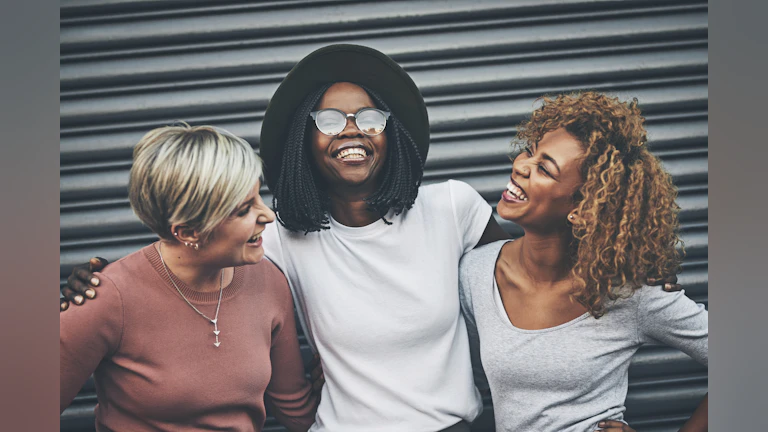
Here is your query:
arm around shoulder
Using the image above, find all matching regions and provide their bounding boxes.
[447,180,495,252]
[60,272,124,412]
[264,268,318,431]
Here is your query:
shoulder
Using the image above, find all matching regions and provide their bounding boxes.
[462,240,509,265]
[460,240,509,281]
[634,286,706,317]
[101,247,152,278]
[414,181,451,206]
[417,180,479,201]
[246,259,292,306]
[95,247,156,297]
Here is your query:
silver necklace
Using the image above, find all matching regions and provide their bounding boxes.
[157,244,224,348]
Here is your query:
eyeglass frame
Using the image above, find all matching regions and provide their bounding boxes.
[309,108,391,136]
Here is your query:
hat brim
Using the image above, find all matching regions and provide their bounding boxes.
[259,44,429,191]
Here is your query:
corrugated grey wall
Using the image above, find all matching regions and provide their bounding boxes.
[60,1,708,431]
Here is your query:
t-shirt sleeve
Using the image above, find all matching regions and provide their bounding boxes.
[637,287,708,366]
[458,254,490,392]
[59,272,124,413]
[264,271,318,431]
[262,221,284,270]
[448,180,493,254]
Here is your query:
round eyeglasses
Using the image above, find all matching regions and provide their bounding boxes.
[309,108,391,136]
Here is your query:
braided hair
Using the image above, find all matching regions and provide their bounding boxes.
[272,83,425,233]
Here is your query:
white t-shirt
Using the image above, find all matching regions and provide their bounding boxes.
[263,180,492,432]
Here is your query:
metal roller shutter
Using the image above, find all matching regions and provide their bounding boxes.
[60,1,708,431]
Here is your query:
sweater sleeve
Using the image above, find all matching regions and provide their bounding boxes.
[59,272,124,413]
[264,271,318,432]
[637,287,708,366]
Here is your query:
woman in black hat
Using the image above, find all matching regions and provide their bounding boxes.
[255,45,509,432]
[61,45,679,432]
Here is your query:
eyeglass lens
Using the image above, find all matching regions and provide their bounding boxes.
[314,109,387,136]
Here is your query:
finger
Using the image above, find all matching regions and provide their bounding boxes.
[66,274,92,300]
[647,277,659,285]
[75,266,100,288]
[310,364,323,380]
[71,269,98,299]
[663,274,678,285]
[597,421,632,431]
[89,257,109,272]
[61,287,85,305]
[60,299,69,312]
[308,353,321,368]
[663,283,682,292]
[312,373,325,392]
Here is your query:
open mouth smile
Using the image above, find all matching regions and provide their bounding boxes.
[501,178,528,202]
[246,232,263,246]
[332,142,371,161]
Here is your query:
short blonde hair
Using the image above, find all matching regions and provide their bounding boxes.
[129,122,262,241]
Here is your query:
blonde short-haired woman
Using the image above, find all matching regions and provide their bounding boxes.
[60,123,318,431]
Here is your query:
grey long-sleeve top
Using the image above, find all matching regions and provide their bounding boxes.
[459,241,708,432]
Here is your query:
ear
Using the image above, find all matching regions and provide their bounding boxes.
[170,223,202,245]
[567,210,580,224]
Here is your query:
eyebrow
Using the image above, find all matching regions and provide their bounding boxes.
[233,198,255,213]
[533,141,561,175]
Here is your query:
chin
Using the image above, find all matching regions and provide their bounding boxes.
[496,201,520,222]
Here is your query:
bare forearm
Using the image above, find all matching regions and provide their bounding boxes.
[679,393,707,432]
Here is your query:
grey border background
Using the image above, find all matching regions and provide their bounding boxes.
[1,0,768,429]
[0,0,60,430]
[708,0,768,429]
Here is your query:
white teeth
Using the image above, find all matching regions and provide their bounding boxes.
[506,182,528,201]
[336,148,367,159]
[248,233,261,243]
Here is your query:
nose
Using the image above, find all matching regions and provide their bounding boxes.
[256,202,276,225]
[512,155,531,178]
[337,114,364,138]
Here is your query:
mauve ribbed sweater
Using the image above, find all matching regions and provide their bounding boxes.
[60,244,317,432]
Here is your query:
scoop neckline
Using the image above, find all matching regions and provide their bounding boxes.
[490,241,591,334]
[491,278,591,333]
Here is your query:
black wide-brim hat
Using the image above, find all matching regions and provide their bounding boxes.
[259,44,430,191]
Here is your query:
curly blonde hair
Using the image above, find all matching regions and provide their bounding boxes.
[515,92,683,317]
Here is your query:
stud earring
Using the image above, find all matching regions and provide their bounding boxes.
[193,243,199,250]
[569,214,575,220]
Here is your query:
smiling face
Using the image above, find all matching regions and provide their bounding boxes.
[201,181,276,267]
[309,82,388,194]
[498,128,586,233]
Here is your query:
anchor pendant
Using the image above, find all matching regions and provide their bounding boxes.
[211,318,221,347]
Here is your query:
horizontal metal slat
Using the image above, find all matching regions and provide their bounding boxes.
[62,0,691,54]
[427,82,707,134]
[60,47,706,128]
[60,10,707,91]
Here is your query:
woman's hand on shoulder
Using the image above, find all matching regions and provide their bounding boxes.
[60,257,109,312]
[647,274,682,292]
[597,420,635,431]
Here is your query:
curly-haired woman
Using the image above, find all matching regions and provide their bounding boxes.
[459,92,708,432]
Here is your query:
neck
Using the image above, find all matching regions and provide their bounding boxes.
[327,188,382,227]
[504,229,574,286]
[157,241,225,293]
